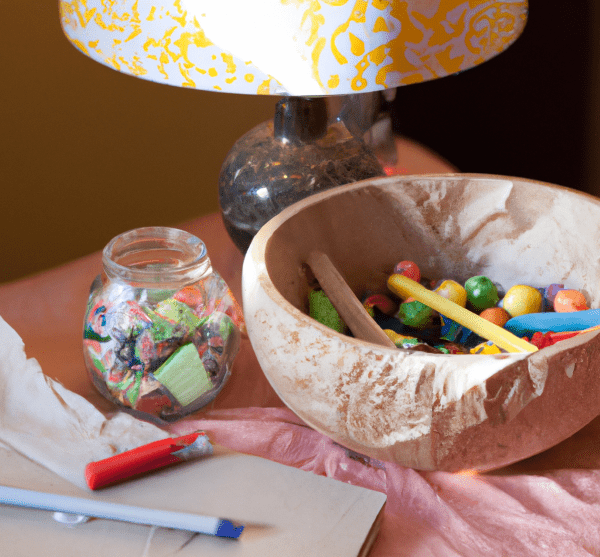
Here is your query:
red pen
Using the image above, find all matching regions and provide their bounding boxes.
[85,432,213,490]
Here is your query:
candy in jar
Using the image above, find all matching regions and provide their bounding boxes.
[83,227,244,423]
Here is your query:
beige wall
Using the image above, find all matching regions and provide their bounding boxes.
[1,2,278,282]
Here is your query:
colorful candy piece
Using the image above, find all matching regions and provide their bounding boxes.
[309,288,346,333]
[435,342,469,354]
[383,330,420,348]
[397,299,435,329]
[439,315,476,345]
[479,307,511,328]
[546,325,600,344]
[372,312,440,342]
[504,308,600,336]
[502,284,542,317]
[470,340,506,355]
[186,273,246,333]
[106,301,153,343]
[114,337,142,369]
[196,312,234,354]
[553,289,589,312]
[191,311,240,383]
[155,298,204,331]
[135,389,176,417]
[527,331,555,350]
[152,343,213,407]
[135,329,158,369]
[543,283,564,311]
[84,301,111,342]
[393,260,421,283]
[173,284,205,309]
[211,283,246,334]
[143,307,187,344]
[362,293,397,317]
[383,330,442,353]
[464,276,499,312]
[434,280,467,307]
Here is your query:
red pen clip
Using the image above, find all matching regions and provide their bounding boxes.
[85,432,212,490]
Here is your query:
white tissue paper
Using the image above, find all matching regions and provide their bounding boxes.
[0,315,168,490]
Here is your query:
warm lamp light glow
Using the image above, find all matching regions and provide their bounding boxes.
[59,0,528,96]
[455,469,480,478]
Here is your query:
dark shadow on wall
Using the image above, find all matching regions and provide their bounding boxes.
[390,1,594,195]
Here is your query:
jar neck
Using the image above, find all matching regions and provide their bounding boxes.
[102,227,212,289]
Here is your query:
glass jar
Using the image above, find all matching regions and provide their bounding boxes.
[83,227,244,423]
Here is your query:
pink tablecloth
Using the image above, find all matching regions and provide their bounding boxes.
[1,145,599,556]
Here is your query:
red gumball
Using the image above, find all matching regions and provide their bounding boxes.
[393,260,421,283]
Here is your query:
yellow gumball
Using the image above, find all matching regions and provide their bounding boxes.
[502,285,542,317]
[434,280,467,308]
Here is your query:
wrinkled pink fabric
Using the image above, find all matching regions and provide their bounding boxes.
[169,408,600,557]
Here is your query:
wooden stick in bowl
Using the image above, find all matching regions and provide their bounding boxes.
[306,251,396,348]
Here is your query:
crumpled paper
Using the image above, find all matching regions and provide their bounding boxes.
[0,315,168,490]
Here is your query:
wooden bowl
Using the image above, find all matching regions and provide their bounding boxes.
[241,174,600,471]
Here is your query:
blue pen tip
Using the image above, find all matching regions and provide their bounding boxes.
[216,519,244,539]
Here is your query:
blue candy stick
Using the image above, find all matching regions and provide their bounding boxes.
[504,309,600,337]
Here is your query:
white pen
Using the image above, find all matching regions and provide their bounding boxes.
[0,485,244,539]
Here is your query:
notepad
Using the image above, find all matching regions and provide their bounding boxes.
[0,443,386,557]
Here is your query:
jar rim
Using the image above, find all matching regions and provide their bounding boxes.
[102,227,210,286]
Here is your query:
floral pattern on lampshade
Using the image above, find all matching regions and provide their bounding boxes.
[59,0,527,95]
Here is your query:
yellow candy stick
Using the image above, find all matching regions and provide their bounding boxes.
[387,274,538,354]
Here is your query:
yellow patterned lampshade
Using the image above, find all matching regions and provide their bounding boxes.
[59,0,528,96]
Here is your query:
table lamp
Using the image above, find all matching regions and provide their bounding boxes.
[59,0,528,251]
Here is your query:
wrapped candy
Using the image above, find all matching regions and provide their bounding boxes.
[83,227,244,422]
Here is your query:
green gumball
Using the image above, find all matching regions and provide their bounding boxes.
[464,276,499,312]
[397,300,434,329]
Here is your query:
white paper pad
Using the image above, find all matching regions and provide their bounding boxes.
[0,443,386,557]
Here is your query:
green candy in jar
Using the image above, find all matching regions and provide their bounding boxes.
[464,275,500,312]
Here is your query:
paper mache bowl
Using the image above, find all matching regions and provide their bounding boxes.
[241,174,600,472]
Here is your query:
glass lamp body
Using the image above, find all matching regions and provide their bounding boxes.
[219,98,385,253]
[83,227,243,423]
